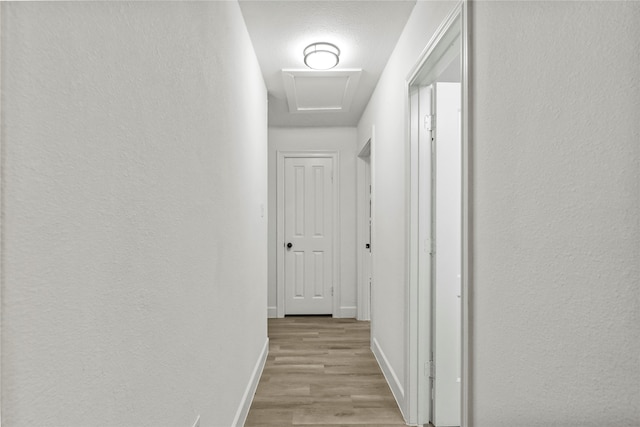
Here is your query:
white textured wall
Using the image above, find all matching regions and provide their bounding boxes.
[470,2,640,426]
[268,127,358,318]
[356,1,458,417]
[1,2,268,426]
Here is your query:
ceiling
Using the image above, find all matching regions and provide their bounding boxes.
[239,0,417,127]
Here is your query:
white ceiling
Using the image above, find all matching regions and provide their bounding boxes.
[239,0,417,127]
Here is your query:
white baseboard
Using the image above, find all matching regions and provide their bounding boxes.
[267,306,277,318]
[231,337,269,427]
[339,306,357,318]
[371,337,406,421]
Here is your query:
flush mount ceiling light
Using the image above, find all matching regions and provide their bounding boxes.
[303,42,340,70]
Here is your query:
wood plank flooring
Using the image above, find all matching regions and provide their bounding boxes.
[245,317,406,427]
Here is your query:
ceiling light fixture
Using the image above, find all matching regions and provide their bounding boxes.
[303,42,340,70]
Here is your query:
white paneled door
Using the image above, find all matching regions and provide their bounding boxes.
[283,157,334,315]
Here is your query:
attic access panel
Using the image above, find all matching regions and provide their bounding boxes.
[282,69,362,113]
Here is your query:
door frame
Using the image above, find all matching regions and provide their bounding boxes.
[405,1,470,425]
[276,150,340,318]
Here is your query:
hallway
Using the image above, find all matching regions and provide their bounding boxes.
[1,2,637,425]
[245,317,405,426]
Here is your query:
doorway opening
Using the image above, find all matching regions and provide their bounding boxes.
[407,2,469,426]
[357,138,373,322]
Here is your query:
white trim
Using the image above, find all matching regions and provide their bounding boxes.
[0,5,3,424]
[267,306,277,319]
[405,81,421,426]
[231,338,269,427]
[1,6,4,425]
[407,2,464,85]
[461,1,472,425]
[276,151,341,318]
[371,338,407,423]
[339,306,357,318]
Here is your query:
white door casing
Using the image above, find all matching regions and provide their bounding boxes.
[276,152,339,317]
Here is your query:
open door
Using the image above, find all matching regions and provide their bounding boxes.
[416,81,462,427]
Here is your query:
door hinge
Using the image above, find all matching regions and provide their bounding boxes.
[331,287,334,296]
[424,114,435,131]
[425,361,435,378]
[425,238,435,255]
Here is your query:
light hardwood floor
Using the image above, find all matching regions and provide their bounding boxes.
[245,316,406,427]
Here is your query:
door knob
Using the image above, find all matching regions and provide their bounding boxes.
[286,242,293,249]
